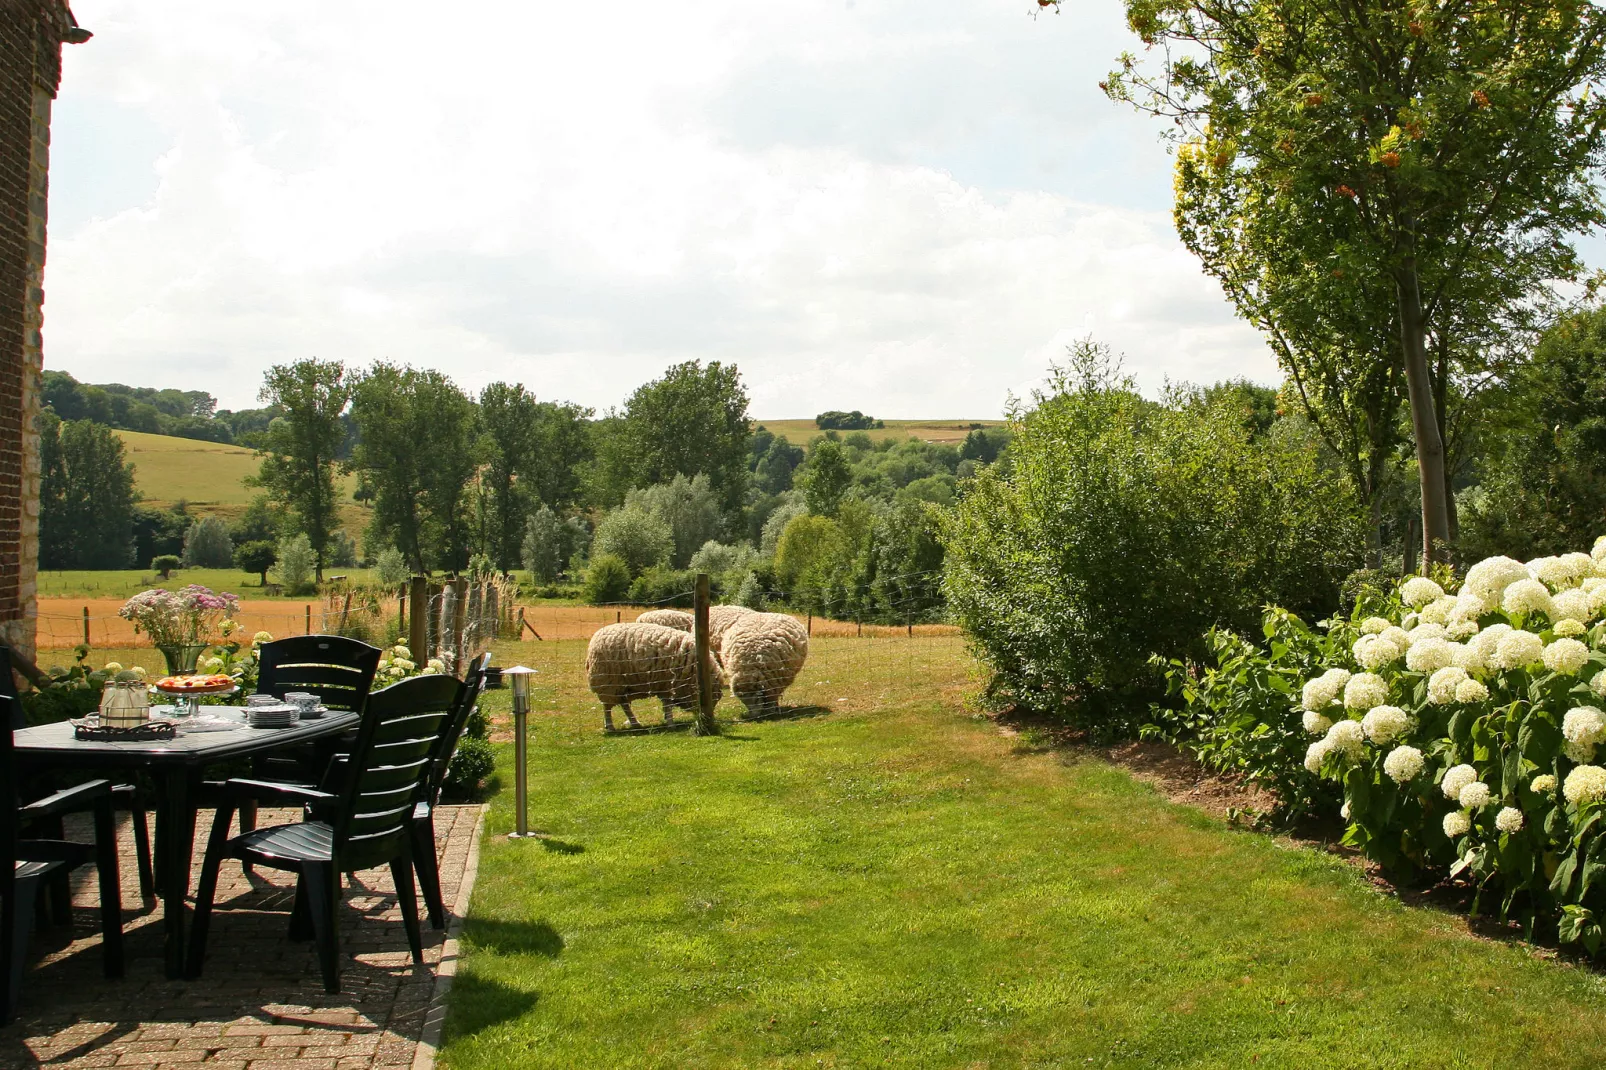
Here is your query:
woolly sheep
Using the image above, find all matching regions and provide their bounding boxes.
[585,622,722,731]
[719,612,809,717]
[636,608,693,630]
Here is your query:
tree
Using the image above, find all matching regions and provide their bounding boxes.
[250,359,351,581]
[798,439,852,516]
[38,414,137,569]
[151,554,181,579]
[1093,0,1606,562]
[182,516,234,568]
[350,364,482,573]
[607,361,753,511]
[478,382,540,571]
[522,505,587,584]
[527,400,594,511]
[582,554,632,604]
[229,495,283,545]
[591,504,674,576]
[375,546,410,587]
[627,474,722,568]
[276,533,315,590]
[752,433,805,495]
[233,540,277,585]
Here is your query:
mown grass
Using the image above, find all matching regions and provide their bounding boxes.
[443,635,1606,1069]
[759,419,1005,451]
[37,567,381,600]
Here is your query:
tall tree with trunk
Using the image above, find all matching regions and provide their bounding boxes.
[37,414,138,569]
[478,382,539,571]
[1079,0,1606,563]
[250,359,351,582]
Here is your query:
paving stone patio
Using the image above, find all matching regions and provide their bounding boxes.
[1,804,485,1070]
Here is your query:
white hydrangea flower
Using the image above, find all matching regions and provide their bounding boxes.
[1446,620,1480,641]
[1502,578,1554,618]
[1531,774,1558,794]
[1304,738,1333,773]
[1302,709,1334,736]
[1554,619,1587,638]
[1383,745,1425,784]
[1325,718,1366,759]
[1459,781,1492,809]
[1344,673,1389,710]
[1592,669,1606,700]
[1403,622,1447,646]
[1380,625,1411,648]
[1420,596,1459,625]
[1585,575,1606,593]
[1301,668,1351,712]
[1450,591,1492,622]
[1494,630,1544,670]
[1340,800,1351,821]
[1530,556,1575,588]
[1465,556,1531,602]
[1455,678,1491,703]
[129,666,147,680]
[1565,740,1597,763]
[1354,635,1403,670]
[1400,576,1445,607]
[1594,534,1606,566]
[1558,552,1596,586]
[1564,706,1606,746]
[1362,705,1410,745]
[1551,588,1595,623]
[1442,764,1478,801]
[1427,666,1469,705]
[1544,638,1591,675]
[1359,616,1390,635]
[1401,612,1421,631]
[1495,807,1524,834]
[1465,622,1511,666]
[1443,811,1472,838]
[103,661,123,673]
[1563,764,1606,805]
[1406,637,1457,673]
[203,656,225,672]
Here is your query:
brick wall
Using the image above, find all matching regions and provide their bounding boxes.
[0,0,69,666]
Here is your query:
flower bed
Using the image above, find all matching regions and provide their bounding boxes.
[1300,540,1606,951]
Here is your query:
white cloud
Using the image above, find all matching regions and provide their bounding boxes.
[43,0,1275,416]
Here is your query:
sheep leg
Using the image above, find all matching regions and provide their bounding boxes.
[660,697,674,725]
[603,705,616,732]
[621,701,642,729]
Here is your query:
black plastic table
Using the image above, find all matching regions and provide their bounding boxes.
[13,708,360,979]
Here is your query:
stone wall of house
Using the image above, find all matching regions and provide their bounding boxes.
[0,1,69,667]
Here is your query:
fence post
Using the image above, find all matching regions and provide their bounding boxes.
[82,606,89,647]
[693,573,718,736]
[304,604,312,635]
[452,577,469,675]
[807,612,812,637]
[337,592,352,633]
[398,585,408,637]
[409,576,428,660]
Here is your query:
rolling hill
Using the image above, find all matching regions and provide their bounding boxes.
[757,418,1006,450]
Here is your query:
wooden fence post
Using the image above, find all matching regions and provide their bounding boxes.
[409,576,428,660]
[452,577,469,675]
[693,573,718,735]
[337,592,352,633]
[397,585,408,638]
[82,606,90,647]
[304,604,312,635]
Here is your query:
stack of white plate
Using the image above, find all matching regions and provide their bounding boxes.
[246,703,298,728]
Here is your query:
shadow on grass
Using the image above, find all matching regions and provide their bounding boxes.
[537,836,585,855]
[738,704,833,723]
[461,917,566,959]
[442,970,543,1040]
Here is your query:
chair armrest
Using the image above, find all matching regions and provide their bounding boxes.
[20,779,113,819]
[213,778,337,807]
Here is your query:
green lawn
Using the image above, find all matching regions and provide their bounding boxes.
[38,567,381,600]
[445,636,1606,1069]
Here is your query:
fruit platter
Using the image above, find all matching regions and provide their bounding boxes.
[152,673,238,718]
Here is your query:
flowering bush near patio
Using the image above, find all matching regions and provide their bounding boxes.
[1301,540,1606,951]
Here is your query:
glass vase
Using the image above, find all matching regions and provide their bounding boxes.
[157,643,207,676]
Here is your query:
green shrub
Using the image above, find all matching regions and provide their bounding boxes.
[275,532,315,590]
[233,540,277,584]
[583,553,632,604]
[1149,607,1347,823]
[592,504,673,576]
[941,340,1363,728]
[628,566,696,608]
[183,515,234,568]
[442,735,495,798]
[151,554,181,580]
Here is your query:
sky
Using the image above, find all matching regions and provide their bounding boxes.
[42,0,1284,418]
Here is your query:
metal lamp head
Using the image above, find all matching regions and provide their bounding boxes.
[502,665,536,714]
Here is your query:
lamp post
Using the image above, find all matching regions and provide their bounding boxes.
[502,665,539,839]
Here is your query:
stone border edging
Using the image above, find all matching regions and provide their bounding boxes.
[412,802,490,1070]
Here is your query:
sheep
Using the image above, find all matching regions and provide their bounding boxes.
[636,608,693,630]
[719,612,809,718]
[585,622,722,731]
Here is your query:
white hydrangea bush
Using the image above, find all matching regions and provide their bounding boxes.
[1300,544,1606,952]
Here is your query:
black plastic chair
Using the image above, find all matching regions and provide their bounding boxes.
[3,648,124,1024]
[187,672,465,993]
[411,653,490,930]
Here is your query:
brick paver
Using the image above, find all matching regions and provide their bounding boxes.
[1,804,484,1070]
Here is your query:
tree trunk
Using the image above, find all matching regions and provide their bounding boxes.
[1395,257,1451,564]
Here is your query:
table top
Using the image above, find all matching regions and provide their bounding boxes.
[13,706,360,767]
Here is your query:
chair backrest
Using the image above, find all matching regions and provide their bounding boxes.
[422,652,492,806]
[1,646,22,733]
[332,672,465,871]
[255,635,382,713]
[2,647,20,872]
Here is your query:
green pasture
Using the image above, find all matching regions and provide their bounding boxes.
[443,635,1606,1069]
[758,418,1005,451]
[37,567,382,601]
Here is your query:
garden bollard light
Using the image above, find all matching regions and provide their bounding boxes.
[503,665,540,839]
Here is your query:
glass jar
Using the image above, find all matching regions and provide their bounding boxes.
[99,680,151,728]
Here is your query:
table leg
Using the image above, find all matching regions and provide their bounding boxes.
[156,768,197,980]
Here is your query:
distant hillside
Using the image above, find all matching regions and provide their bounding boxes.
[758,419,1007,450]
[113,430,367,533]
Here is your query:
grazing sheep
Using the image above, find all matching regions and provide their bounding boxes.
[636,608,693,630]
[585,622,722,731]
[719,612,809,717]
